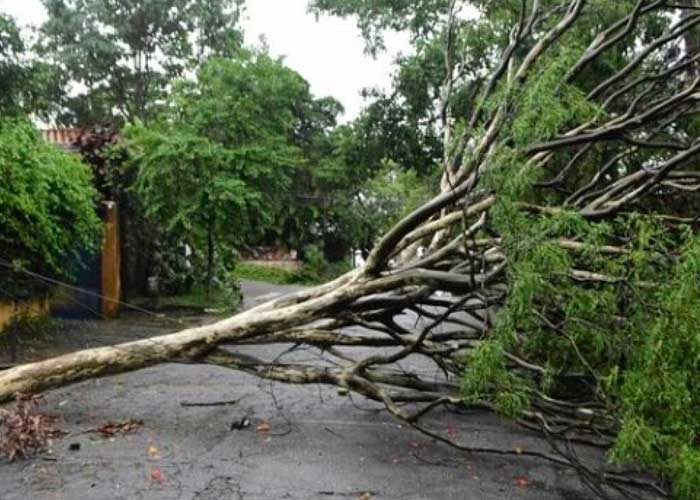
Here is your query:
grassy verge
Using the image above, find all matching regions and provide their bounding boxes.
[232,260,352,286]
[232,262,301,285]
[131,284,240,314]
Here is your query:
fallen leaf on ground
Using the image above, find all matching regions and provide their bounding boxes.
[256,421,271,433]
[90,418,143,438]
[358,493,372,500]
[150,467,165,484]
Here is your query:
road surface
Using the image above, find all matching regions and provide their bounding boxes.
[0,281,640,500]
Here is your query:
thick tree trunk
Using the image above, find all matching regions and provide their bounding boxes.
[0,277,346,401]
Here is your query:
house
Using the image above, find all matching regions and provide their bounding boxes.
[41,127,84,151]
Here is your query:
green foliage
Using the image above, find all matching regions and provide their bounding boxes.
[130,125,284,247]
[361,163,435,236]
[346,90,442,177]
[0,118,101,295]
[462,339,531,418]
[232,262,300,286]
[611,235,700,499]
[0,14,64,120]
[38,0,244,125]
[468,166,700,498]
[295,245,352,284]
[452,18,700,496]
[297,157,434,260]
[510,48,601,147]
[310,0,459,54]
[127,50,315,294]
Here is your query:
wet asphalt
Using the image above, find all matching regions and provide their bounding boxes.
[0,281,656,500]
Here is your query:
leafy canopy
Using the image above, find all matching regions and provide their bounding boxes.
[38,0,244,125]
[127,49,314,289]
[0,119,101,295]
[0,14,64,120]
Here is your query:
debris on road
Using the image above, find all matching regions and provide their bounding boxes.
[88,418,143,438]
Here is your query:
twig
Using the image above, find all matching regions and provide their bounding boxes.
[180,398,243,407]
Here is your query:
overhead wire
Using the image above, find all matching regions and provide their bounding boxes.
[0,257,190,327]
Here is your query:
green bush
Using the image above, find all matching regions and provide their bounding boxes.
[232,249,352,286]
[0,119,101,295]
[295,245,352,284]
[232,262,299,285]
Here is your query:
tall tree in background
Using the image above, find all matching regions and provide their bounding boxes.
[38,0,244,126]
[128,50,313,297]
[0,14,64,120]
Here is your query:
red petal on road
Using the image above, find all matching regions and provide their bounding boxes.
[150,468,165,483]
[515,475,529,487]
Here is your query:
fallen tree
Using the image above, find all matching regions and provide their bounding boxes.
[3,1,700,498]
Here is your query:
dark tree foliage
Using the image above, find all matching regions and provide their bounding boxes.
[70,127,155,298]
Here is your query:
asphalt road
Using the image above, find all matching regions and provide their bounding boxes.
[0,281,650,500]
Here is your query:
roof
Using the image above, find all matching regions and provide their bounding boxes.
[41,128,85,151]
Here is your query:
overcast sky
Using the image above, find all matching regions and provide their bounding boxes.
[0,0,410,121]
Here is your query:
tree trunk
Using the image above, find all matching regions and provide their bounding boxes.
[206,216,215,301]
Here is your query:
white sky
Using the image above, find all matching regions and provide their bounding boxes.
[0,0,410,121]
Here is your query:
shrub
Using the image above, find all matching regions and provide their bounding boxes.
[232,262,299,285]
[294,245,352,284]
[0,119,101,295]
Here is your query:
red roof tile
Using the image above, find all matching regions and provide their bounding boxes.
[41,128,85,148]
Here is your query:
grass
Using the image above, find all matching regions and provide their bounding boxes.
[232,260,352,285]
[159,288,232,310]
[132,284,240,314]
[0,314,66,353]
[232,262,304,285]
[134,259,354,315]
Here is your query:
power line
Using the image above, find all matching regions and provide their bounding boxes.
[0,258,187,326]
